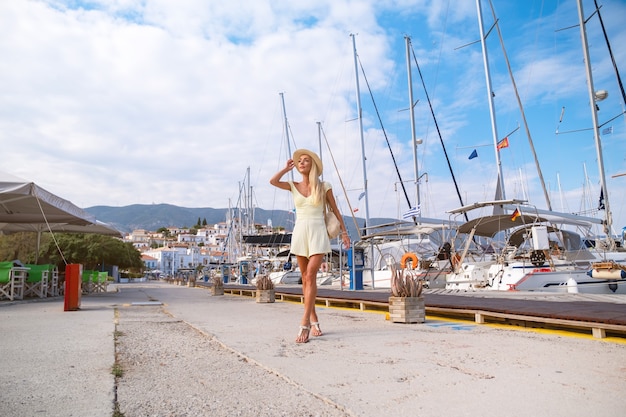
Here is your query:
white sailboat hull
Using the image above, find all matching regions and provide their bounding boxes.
[363,268,447,289]
[446,261,626,294]
[269,270,301,285]
[268,270,335,286]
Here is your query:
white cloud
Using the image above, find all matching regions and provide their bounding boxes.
[0,0,624,236]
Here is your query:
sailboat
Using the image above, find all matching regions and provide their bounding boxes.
[350,34,460,289]
[443,0,626,294]
[574,0,626,285]
[443,199,626,293]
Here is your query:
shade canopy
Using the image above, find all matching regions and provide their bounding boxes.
[0,220,122,238]
[0,171,121,237]
[0,171,95,225]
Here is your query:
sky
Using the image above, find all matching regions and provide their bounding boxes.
[1,0,625,235]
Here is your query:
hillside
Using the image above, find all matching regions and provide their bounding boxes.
[85,203,399,236]
[85,204,293,233]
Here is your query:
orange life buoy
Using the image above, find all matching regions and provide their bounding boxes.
[400,253,419,269]
[320,262,329,273]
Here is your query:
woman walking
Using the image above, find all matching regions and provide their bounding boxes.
[270,149,350,343]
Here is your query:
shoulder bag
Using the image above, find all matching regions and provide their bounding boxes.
[324,200,341,239]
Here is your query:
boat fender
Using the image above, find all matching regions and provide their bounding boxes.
[566,278,579,294]
[400,253,419,269]
[451,253,462,270]
[588,268,626,280]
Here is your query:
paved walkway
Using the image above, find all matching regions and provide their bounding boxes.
[1,282,625,416]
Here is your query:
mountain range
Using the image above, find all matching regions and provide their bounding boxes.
[85,203,396,236]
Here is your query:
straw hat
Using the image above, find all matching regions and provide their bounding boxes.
[293,149,323,174]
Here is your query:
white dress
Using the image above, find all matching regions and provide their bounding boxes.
[288,181,332,258]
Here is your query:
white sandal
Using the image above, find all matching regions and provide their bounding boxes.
[311,322,323,337]
[296,325,310,343]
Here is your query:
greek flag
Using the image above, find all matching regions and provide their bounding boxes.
[602,126,613,135]
[402,206,421,219]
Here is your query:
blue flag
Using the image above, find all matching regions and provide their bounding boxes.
[468,149,478,160]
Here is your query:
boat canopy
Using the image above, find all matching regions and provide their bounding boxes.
[360,218,455,241]
[456,214,548,237]
[361,224,450,240]
[508,227,589,253]
[447,199,526,215]
[241,234,291,246]
[508,225,561,247]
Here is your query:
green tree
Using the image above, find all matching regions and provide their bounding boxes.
[156,227,171,237]
[1,233,143,272]
[0,232,50,263]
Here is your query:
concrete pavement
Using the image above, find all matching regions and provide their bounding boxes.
[1,282,625,416]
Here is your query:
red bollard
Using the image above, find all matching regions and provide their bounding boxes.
[64,264,82,311]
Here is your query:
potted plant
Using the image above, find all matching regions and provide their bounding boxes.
[388,265,425,323]
[187,274,196,287]
[255,274,275,303]
[211,274,224,296]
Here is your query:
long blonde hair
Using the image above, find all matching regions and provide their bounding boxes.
[308,162,324,206]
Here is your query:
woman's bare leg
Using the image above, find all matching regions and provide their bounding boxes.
[296,254,324,342]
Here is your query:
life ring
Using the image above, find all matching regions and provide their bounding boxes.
[320,262,329,273]
[400,253,419,269]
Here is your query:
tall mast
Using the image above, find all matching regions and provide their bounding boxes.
[228,198,233,263]
[576,0,613,247]
[487,0,552,210]
[351,33,370,231]
[247,166,252,235]
[593,0,626,108]
[279,92,294,182]
[237,179,243,254]
[405,36,421,222]
[317,121,323,181]
[476,0,505,201]
[557,173,564,212]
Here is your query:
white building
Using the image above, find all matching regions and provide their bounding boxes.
[142,254,158,270]
[142,244,219,275]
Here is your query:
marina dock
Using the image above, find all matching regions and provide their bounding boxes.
[215,283,626,339]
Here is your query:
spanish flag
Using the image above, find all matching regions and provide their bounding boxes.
[510,208,521,221]
[497,137,509,150]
